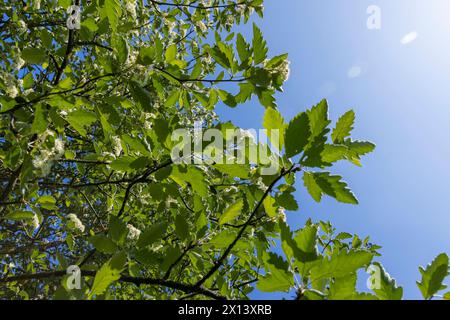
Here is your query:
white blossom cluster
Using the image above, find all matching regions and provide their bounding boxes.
[255,177,267,191]
[127,224,141,240]
[31,214,40,230]
[195,20,208,33]
[277,60,291,82]
[225,15,234,29]
[66,214,85,233]
[1,72,19,98]
[125,49,138,67]
[112,135,123,157]
[12,47,25,71]
[32,132,65,177]
[277,207,287,222]
[236,4,246,15]
[265,59,291,83]
[125,0,137,19]
[16,20,27,34]
[34,0,41,10]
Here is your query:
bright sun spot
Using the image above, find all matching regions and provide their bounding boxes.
[347,66,362,79]
[401,31,418,45]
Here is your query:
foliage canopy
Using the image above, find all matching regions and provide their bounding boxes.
[0,0,448,300]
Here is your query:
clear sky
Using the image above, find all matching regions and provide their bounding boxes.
[217,0,450,299]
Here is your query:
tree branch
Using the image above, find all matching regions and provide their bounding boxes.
[0,270,226,300]
[195,165,301,287]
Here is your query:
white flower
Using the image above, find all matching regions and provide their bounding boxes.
[224,186,239,193]
[278,60,291,82]
[32,214,40,229]
[255,177,267,191]
[125,49,138,66]
[39,161,53,177]
[17,20,27,33]
[54,138,65,158]
[195,21,207,33]
[201,0,212,6]
[112,136,122,157]
[32,155,45,170]
[203,53,212,64]
[125,0,137,19]
[277,207,286,222]
[67,214,85,233]
[6,85,18,98]
[127,224,141,240]
[2,73,18,98]
[236,4,246,15]
[144,121,152,130]
[225,15,234,28]
[13,55,25,71]
[166,20,176,33]
[23,88,34,96]
[32,136,65,177]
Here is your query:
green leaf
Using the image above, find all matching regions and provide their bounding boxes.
[88,251,127,298]
[217,41,237,72]
[332,110,355,144]
[129,81,152,111]
[263,196,277,218]
[219,199,243,225]
[236,33,251,65]
[111,35,129,64]
[138,46,156,65]
[310,250,373,283]
[301,289,326,300]
[136,222,167,248]
[66,110,97,137]
[256,272,293,292]
[208,230,237,249]
[3,211,35,221]
[345,140,376,162]
[263,107,285,150]
[279,220,317,263]
[110,156,135,172]
[165,44,177,63]
[328,274,358,300]
[369,262,403,300]
[218,89,237,107]
[103,0,122,32]
[31,104,47,134]
[37,195,57,210]
[284,112,310,158]
[307,100,330,145]
[89,235,118,254]
[293,224,319,261]
[264,54,289,68]
[21,48,46,64]
[214,164,250,179]
[252,23,268,65]
[165,90,180,108]
[171,166,208,197]
[275,192,298,211]
[175,214,189,240]
[108,216,128,245]
[303,171,358,204]
[417,253,449,299]
[257,253,294,292]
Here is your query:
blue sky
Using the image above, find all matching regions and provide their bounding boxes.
[218,0,450,299]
